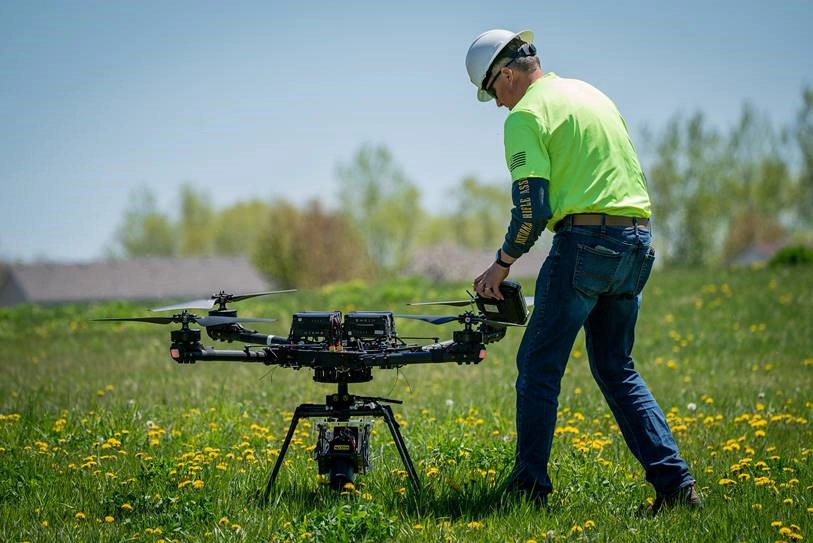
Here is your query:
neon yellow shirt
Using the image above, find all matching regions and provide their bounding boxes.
[503,72,651,231]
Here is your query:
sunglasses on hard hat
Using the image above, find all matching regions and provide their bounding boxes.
[482,42,537,98]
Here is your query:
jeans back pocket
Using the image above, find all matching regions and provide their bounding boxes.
[573,243,624,297]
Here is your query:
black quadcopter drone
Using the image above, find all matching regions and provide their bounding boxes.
[95,282,531,499]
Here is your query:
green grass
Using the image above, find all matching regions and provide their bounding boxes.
[0,267,811,542]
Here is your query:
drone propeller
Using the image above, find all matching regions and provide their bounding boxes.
[408,294,535,308]
[406,299,474,308]
[93,316,180,325]
[93,314,276,327]
[394,314,460,325]
[150,289,296,312]
[394,314,525,328]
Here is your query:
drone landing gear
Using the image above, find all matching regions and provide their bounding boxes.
[263,382,420,502]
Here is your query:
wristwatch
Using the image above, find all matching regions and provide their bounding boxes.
[495,249,512,268]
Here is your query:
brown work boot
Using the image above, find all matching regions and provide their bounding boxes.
[649,485,702,515]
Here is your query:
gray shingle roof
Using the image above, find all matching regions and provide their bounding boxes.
[0,256,270,306]
[404,241,551,282]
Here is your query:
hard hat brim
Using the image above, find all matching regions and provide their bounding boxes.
[476,29,535,102]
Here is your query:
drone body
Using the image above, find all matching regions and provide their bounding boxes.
[95,282,530,494]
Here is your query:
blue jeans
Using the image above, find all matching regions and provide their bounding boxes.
[510,221,694,496]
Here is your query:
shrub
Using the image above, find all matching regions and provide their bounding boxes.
[769,244,813,266]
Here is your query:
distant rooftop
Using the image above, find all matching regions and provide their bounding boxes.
[0,256,270,306]
[404,241,551,282]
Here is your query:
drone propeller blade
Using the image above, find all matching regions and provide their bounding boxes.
[92,316,179,325]
[483,318,526,328]
[407,300,473,308]
[194,316,277,327]
[150,298,215,312]
[229,289,297,302]
[150,289,297,312]
[394,314,459,325]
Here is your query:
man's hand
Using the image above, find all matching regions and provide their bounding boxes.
[474,261,510,300]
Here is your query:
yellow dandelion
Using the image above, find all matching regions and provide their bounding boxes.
[121,503,133,511]
[193,480,204,489]
[342,482,355,491]
[584,520,596,529]
[780,527,793,536]
[570,524,583,535]
[784,498,793,505]
[718,478,736,486]
[75,512,86,520]
[231,524,241,530]
[466,521,483,529]
[772,521,784,527]
[104,516,114,523]
[752,503,762,510]
[425,466,439,477]
[413,523,424,530]
[789,533,803,541]
[218,517,230,526]
[40,520,48,527]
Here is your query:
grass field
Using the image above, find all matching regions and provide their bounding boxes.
[1,266,811,542]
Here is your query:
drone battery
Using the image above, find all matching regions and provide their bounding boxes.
[476,280,528,325]
[289,311,342,342]
[344,312,394,340]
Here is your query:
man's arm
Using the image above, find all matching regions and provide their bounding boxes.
[501,177,552,259]
[474,176,551,299]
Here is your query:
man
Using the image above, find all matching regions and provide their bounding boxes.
[465,29,699,512]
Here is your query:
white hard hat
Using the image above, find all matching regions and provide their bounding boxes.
[465,29,534,102]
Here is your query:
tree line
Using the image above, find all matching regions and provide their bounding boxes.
[110,89,813,285]
[108,145,511,287]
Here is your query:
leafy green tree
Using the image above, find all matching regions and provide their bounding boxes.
[795,86,813,225]
[213,200,270,255]
[450,176,511,249]
[178,183,215,256]
[720,104,792,260]
[647,112,729,266]
[252,199,374,288]
[336,144,422,272]
[111,186,176,257]
[647,103,798,266]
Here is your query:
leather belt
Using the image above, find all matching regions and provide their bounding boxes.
[557,213,650,229]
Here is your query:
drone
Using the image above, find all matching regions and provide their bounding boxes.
[95,282,531,499]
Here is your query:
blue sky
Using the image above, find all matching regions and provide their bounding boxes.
[2,0,811,261]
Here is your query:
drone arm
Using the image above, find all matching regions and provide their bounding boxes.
[359,341,485,368]
[205,325,289,346]
[170,345,283,365]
